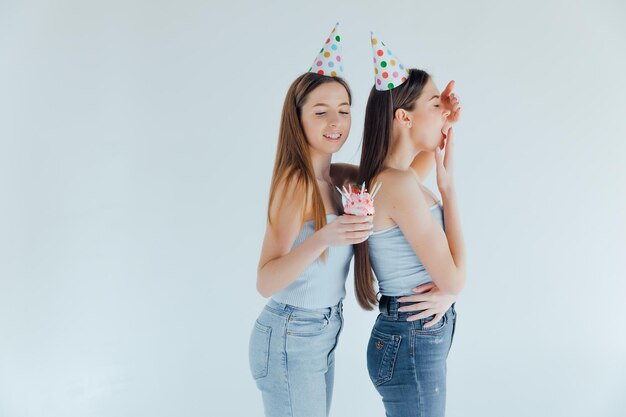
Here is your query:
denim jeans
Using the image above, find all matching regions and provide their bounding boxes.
[367,297,457,417]
[249,298,344,417]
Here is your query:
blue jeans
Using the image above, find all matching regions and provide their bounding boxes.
[367,297,457,417]
[249,298,344,417]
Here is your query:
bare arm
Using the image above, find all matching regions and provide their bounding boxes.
[256,177,327,297]
[382,169,466,295]
[256,175,372,297]
[257,226,331,297]
[438,187,465,292]
[432,128,466,293]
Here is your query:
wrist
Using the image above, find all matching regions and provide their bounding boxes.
[312,229,331,250]
[440,185,456,198]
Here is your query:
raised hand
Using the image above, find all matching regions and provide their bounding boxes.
[434,127,455,195]
[441,80,461,125]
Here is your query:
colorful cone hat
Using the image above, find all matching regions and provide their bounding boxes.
[370,32,410,91]
[308,23,345,78]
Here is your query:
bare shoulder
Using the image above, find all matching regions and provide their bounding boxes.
[269,171,308,223]
[259,171,309,272]
[275,170,306,198]
[374,168,427,207]
[330,163,359,186]
[375,168,418,192]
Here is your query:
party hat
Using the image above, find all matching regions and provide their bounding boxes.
[308,23,345,78]
[370,32,410,91]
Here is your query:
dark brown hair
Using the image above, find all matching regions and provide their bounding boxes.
[354,69,431,310]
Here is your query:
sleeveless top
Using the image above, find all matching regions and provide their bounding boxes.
[368,202,445,296]
[272,214,354,309]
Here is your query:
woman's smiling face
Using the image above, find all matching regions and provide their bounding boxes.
[300,81,351,156]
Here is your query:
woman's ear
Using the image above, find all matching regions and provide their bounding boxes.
[394,108,412,128]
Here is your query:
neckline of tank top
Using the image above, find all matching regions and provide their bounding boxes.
[370,201,442,236]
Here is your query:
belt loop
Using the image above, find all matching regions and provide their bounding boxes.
[284,303,293,315]
[391,297,398,319]
[332,299,342,317]
[378,295,385,314]
[379,295,392,316]
[387,297,399,320]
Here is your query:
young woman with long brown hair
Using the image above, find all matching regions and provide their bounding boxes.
[248,25,373,417]
[355,33,465,417]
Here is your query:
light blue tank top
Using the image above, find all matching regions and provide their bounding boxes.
[368,202,445,296]
[272,214,354,309]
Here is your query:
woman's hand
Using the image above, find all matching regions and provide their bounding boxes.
[441,80,461,125]
[435,127,455,195]
[397,282,457,327]
[316,214,373,246]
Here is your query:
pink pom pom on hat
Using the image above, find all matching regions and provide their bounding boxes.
[370,32,410,91]
[308,23,345,78]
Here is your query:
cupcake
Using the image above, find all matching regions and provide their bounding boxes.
[336,182,381,216]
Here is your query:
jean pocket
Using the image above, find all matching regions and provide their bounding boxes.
[367,328,401,386]
[287,313,329,337]
[249,320,272,380]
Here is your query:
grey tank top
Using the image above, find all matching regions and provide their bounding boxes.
[272,214,354,309]
[368,202,445,296]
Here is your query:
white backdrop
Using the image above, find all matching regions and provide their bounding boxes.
[1,1,625,416]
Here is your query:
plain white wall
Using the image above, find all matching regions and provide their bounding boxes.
[1,1,625,416]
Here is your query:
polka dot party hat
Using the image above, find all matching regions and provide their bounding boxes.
[308,23,345,78]
[370,32,410,91]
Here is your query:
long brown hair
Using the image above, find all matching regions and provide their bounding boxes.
[354,69,430,310]
[267,72,352,259]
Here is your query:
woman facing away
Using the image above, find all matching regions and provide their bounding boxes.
[249,25,460,417]
[354,33,466,417]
